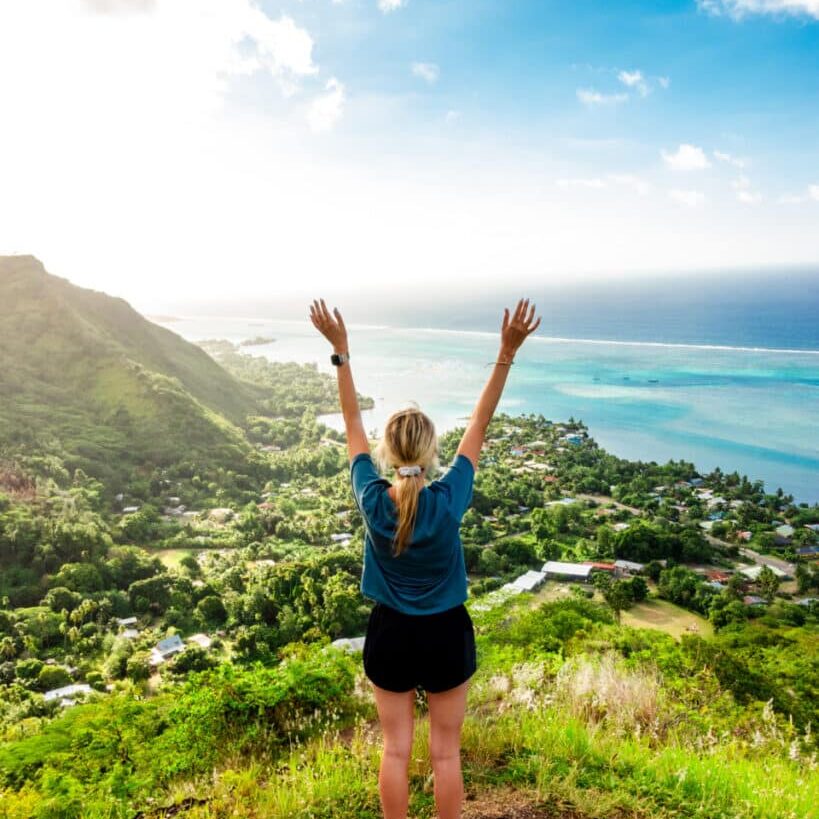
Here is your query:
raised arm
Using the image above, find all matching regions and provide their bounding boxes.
[455,297,541,472]
[309,298,370,462]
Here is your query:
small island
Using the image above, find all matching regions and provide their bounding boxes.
[239,336,276,347]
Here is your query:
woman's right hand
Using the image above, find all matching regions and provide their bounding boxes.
[500,297,541,356]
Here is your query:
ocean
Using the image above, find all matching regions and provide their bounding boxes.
[154,268,819,506]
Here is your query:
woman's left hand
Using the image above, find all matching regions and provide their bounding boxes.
[309,298,349,353]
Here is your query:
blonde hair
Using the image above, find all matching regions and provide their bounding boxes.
[373,402,440,557]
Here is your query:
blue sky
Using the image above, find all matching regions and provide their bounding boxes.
[0,0,817,302]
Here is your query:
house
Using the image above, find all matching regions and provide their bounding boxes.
[208,508,234,523]
[122,506,140,514]
[509,447,526,457]
[561,434,583,445]
[796,546,819,559]
[502,570,547,594]
[614,559,644,576]
[804,524,819,534]
[583,561,616,574]
[689,478,704,487]
[739,564,787,581]
[44,683,93,706]
[743,595,767,607]
[330,532,353,542]
[706,570,732,582]
[150,634,186,666]
[187,633,212,650]
[796,597,818,607]
[542,561,593,582]
[116,616,138,627]
[518,505,530,512]
[331,636,366,653]
[703,580,725,591]
[122,628,140,639]
[736,530,753,542]
[699,520,715,531]
[612,522,630,532]
[545,497,578,507]
[774,524,795,545]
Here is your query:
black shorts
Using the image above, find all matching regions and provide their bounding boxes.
[363,601,477,694]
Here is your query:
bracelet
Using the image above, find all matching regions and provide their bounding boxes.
[486,358,515,367]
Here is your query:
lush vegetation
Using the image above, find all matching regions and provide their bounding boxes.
[1,257,817,817]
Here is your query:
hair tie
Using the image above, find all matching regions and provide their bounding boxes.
[397,465,423,477]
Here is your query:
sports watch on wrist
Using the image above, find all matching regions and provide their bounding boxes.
[331,351,350,366]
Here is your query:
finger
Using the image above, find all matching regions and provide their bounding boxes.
[526,303,535,324]
[513,298,524,322]
[502,307,509,331]
[320,298,332,322]
[516,297,529,323]
[334,307,346,331]
[528,316,541,334]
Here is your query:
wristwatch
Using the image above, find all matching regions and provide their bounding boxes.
[331,352,350,366]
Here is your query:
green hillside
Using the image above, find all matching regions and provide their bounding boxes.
[0,256,260,481]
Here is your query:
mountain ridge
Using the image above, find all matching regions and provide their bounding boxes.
[0,255,261,482]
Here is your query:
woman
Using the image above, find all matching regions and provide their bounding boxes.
[309,297,541,819]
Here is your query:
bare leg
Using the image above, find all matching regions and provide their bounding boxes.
[372,683,416,819]
[427,681,469,819]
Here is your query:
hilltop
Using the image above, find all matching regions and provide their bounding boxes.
[0,255,261,482]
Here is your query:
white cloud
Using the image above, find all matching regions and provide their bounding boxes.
[83,0,156,13]
[714,149,746,168]
[411,62,439,84]
[608,174,652,195]
[698,0,819,19]
[308,77,345,132]
[556,174,650,195]
[661,144,711,171]
[669,189,706,207]
[445,109,461,124]
[737,190,763,204]
[577,88,628,106]
[618,69,649,97]
[378,0,405,12]
[556,178,607,189]
[658,76,671,89]
[779,184,819,204]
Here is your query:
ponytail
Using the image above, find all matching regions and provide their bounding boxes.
[392,471,422,557]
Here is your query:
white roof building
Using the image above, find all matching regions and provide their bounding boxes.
[614,559,644,573]
[503,570,547,593]
[740,564,787,581]
[44,683,93,705]
[331,636,366,653]
[542,561,593,579]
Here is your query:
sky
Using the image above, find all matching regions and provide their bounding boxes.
[1,0,818,308]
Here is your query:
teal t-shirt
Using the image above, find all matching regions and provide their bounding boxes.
[350,452,475,615]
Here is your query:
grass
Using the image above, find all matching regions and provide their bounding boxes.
[621,598,713,640]
[132,695,818,819]
[152,548,196,571]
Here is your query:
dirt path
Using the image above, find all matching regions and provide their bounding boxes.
[461,787,587,818]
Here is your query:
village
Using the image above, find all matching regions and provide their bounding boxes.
[50,417,812,692]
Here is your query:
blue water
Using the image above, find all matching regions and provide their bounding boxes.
[158,297,819,505]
